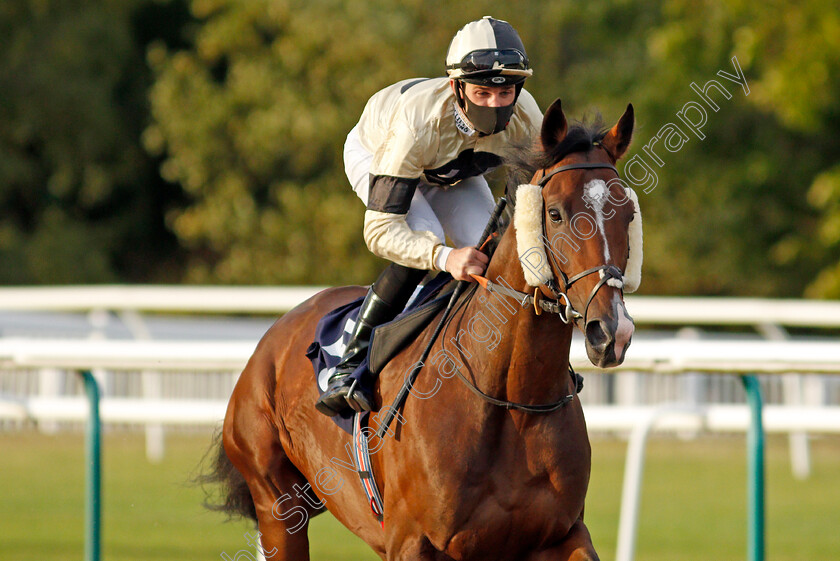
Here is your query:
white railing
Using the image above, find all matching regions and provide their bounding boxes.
[0,285,327,314]
[2,336,838,429]
[3,287,839,561]
[2,336,839,436]
[0,335,839,561]
[1,285,839,327]
[1,289,838,458]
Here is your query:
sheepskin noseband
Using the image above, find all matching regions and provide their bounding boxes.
[623,187,643,293]
[514,184,553,286]
[513,183,643,292]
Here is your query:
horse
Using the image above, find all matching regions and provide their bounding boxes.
[207,98,640,561]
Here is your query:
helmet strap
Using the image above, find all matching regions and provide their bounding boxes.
[454,80,468,111]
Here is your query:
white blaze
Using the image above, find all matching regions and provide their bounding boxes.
[584,179,610,262]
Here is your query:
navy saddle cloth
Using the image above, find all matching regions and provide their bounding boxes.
[305,273,454,434]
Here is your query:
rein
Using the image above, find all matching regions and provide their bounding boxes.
[443,157,625,414]
[451,358,577,413]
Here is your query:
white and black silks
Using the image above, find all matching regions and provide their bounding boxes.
[352,77,543,271]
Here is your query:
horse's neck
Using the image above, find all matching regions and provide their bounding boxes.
[454,225,575,406]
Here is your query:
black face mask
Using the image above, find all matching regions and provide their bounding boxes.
[463,97,516,136]
[456,82,521,136]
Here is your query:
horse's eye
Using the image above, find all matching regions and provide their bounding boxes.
[548,208,562,223]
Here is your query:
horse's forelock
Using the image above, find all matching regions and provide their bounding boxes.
[536,121,610,170]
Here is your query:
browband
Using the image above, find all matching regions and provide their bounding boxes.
[537,162,619,186]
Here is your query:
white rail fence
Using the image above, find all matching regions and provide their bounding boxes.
[1,337,838,433]
[1,287,839,468]
[2,287,838,561]
[3,292,835,412]
[1,286,839,561]
[0,285,837,324]
[1,335,839,561]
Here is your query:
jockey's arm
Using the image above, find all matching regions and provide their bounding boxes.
[362,175,487,280]
[363,208,445,271]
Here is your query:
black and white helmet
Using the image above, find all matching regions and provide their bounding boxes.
[446,16,532,86]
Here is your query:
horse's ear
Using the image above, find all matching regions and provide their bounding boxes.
[601,103,634,160]
[540,98,567,152]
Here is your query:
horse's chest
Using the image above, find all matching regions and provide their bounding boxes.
[416,434,589,556]
[436,487,584,559]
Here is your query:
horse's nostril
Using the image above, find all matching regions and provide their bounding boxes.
[585,319,611,350]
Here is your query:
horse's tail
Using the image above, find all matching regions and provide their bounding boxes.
[194,428,257,523]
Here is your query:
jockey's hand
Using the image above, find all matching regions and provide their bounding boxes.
[445,247,490,282]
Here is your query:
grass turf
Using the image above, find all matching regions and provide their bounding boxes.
[0,431,837,560]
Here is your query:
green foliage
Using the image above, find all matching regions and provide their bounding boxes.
[0,0,185,284]
[4,0,840,294]
[517,0,839,296]
[144,0,523,285]
[145,0,414,284]
[802,164,840,297]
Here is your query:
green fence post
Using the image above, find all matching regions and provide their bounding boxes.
[741,375,765,561]
[79,370,102,561]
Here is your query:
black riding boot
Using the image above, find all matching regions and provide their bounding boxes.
[314,288,399,416]
[315,264,426,417]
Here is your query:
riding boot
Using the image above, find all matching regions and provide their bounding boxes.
[315,263,427,417]
[314,287,400,416]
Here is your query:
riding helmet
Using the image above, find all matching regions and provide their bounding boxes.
[446,16,533,86]
[446,17,532,135]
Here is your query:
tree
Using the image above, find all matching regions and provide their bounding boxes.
[147,0,414,284]
[0,0,187,284]
[147,0,840,296]
[521,0,840,296]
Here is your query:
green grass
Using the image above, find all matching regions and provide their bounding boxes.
[0,431,838,560]
[584,435,840,561]
[0,431,377,561]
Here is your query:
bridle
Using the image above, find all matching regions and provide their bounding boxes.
[378,148,628,431]
[439,157,625,415]
[536,157,625,326]
[475,150,627,326]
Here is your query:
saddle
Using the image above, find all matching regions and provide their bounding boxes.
[306,273,454,433]
[368,284,454,374]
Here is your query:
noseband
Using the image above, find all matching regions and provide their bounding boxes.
[535,159,624,326]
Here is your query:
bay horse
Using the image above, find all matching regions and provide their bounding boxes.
[209,98,640,560]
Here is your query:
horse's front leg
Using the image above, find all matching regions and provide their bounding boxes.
[526,518,599,561]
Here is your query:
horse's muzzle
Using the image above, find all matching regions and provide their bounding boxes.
[583,300,634,368]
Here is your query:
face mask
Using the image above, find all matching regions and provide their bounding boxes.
[455,81,521,136]
[463,97,516,136]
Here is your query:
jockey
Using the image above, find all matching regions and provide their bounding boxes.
[315,16,544,417]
